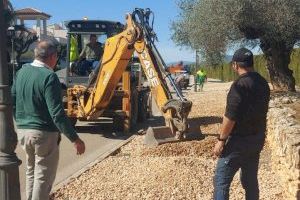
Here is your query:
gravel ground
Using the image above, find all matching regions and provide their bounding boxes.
[52,80,284,200]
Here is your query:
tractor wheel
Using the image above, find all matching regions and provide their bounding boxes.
[130,88,139,128]
[113,115,125,132]
[138,91,150,122]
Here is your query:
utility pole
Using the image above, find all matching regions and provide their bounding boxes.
[0,1,22,200]
[194,50,200,92]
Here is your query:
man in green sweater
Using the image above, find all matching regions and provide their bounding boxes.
[11,40,85,200]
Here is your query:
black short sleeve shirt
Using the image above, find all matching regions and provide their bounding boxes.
[225,72,270,136]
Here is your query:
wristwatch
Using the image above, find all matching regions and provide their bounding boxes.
[217,135,227,142]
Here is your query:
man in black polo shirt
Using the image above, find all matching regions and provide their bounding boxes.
[213,48,270,200]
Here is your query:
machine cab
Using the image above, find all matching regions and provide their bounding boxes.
[57,20,124,87]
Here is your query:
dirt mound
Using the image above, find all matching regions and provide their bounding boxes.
[140,137,215,158]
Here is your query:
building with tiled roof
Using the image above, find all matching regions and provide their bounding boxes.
[15,8,51,19]
[15,7,51,40]
[14,7,67,43]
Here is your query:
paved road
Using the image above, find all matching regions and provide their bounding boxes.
[16,119,130,200]
[15,76,185,199]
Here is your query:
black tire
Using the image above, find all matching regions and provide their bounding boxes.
[130,88,139,127]
[113,115,125,132]
[180,80,185,89]
[138,91,150,122]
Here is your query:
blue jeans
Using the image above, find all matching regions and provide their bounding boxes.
[213,135,264,200]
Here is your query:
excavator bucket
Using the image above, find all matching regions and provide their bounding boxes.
[144,126,179,147]
[143,99,195,147]
[144,125,202,147]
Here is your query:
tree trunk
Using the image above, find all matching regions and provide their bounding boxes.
[260,39,296,92]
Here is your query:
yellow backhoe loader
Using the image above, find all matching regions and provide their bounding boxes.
[66,8,194,146]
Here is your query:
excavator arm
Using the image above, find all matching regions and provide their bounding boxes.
[67,8,193,146]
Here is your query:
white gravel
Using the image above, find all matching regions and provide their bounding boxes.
[51,80,284,200]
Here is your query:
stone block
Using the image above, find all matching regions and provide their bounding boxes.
[266,98,300,199]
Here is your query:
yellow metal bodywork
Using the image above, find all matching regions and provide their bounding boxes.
[81,35,134,118]
[122,71,131,132]
[134,41,172,120]
[68,14,172,120]
[67,13,189,140]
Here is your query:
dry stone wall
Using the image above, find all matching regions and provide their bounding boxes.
[267,92,300,200]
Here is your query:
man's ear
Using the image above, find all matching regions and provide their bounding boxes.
[234,65,238,71]
[232,62,238,71]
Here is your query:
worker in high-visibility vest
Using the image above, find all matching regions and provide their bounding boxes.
[70,35,79,62]
[196,69,207,91]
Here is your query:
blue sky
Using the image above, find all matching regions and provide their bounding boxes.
[10,0,195,63]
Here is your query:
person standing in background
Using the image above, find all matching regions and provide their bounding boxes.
[77,34,103,75]
[196,68,207,91]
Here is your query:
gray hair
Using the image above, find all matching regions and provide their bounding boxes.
[34,40,58,61]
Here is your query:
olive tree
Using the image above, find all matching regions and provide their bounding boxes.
[5,1,38,64]
[4,0,38,84]
[3,0,13,27]
[171,0,300,91]
[9,25,38,65]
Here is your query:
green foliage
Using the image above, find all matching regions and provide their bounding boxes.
[171,0,300,65]
[289,48,300,86]
[20,50,34,60]
[203,50,300,87]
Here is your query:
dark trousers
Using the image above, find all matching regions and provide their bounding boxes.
[78,60,99,76]
[213,135,264,200]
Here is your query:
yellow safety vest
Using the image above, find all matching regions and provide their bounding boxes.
[70,35,79,62]
[197,70,206,77]
[197,70,204,77]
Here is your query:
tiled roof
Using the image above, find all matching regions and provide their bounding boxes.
[15,8,51,18]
